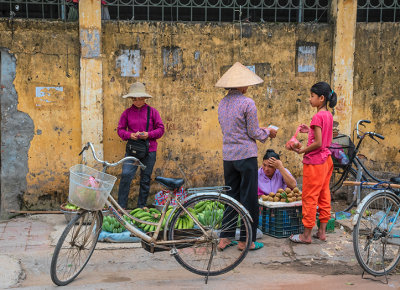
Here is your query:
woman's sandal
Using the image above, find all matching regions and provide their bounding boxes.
[249,241,264,251]
[289,234,311,244]
[217,240,238,251]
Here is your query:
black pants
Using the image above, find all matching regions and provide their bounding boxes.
[221,157,258,242]
[117,151,157,209]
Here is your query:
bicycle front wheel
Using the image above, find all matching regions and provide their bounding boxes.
[168,194,252,277]
[353,191,400,276]
[50,210,103,286]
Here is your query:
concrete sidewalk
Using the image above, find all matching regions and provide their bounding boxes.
[0,213,369,288]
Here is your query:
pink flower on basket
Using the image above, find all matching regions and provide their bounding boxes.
[86,176,100,188]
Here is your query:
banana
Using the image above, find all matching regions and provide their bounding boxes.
[136,211,152,219]
[186,215,194,229]
[177,218,183,229]
[187,207,198,217]
[181,216,186,229]
[194,201,206,210]
[130,208,143,216]
[140,216,153,221]
[195,203,207,213]
[143,224,151,232]
[149,208,161,215]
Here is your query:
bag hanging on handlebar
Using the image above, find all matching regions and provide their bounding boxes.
[125,106,150,160]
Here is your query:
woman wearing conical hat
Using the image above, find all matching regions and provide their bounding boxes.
[216,62,277,251]
[117,82,165,209]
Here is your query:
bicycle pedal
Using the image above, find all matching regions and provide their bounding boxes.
[170,248,178,255]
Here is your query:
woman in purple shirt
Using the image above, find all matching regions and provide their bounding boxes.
[117,82,165,209]
[216,62,277,251]
[258,149,297,196]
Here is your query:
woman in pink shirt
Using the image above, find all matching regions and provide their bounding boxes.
[258,149,296,196]
[289,82,337,244]
[117,82,164,209]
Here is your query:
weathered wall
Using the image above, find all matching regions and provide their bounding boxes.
[0,20,81,210]
[6,20,399,211]
[102,22,333,207]
[353,23,400,174]
[0,49,34,218]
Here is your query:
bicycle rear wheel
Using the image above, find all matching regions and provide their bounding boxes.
[50,210,103,286]
[353,191,400,276]
[168,194,252,277]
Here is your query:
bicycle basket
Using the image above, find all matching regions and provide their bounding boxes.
[68,164,117,210]
[329,134,355,167]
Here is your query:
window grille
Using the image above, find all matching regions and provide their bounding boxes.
[0,0,330,23]
[357,0,400,22]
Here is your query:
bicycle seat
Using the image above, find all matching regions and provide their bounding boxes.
[155,176,184,190]
[390,176,400,184]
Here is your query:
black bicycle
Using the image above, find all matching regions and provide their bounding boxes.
[329,119,388,212]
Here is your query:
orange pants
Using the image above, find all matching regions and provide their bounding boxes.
[302,156,333,229]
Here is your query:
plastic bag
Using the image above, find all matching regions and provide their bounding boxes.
[286,124,309,151]
[285,126,301,151]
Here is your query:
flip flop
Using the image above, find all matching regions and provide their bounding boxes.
[289,234,311,244]
[249,241,264,251]
[217,240,238,251]
[238,241,264,251]
[312,233,327,242]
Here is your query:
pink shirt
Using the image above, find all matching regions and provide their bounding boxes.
[117,104,164,152]
[303,110,333,165]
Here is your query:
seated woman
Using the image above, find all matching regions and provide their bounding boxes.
[258,149,297,195]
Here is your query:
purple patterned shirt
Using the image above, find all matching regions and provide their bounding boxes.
[218,90,270,161]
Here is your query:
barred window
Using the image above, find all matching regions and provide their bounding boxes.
[0,0,330,23]
[357,0,400,22]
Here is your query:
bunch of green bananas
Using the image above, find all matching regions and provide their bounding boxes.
[194,201,225,227]
[129,207,163,232]
[102,215,127,233]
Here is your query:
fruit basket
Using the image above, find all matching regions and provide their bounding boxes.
[60,203,109,223]
[60,203,80,223]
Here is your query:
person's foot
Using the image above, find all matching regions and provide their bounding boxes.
[312,231,327,241]
[289,234,312,244]
[217,238,234,251]
[237,241,264,251]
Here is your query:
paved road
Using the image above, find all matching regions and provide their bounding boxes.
[1,214,399,289]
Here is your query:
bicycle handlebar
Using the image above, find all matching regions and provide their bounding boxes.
[355,119,384,141]
[80,142,146,169]
[370,132,384,140]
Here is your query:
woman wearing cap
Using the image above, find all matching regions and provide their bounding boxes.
[216,62,277,251]
[117,82,165,209]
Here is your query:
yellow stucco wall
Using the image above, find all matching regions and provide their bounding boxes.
[1,20,398,210]
[102,22,333,207]
[0,20,81,209]
[352,23,400,173]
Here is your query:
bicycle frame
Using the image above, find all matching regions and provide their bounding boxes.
[104,189,252,247]
[104,191,209,246]
[80,142,252,249]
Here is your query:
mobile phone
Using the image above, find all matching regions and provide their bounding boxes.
[268,125,279,131]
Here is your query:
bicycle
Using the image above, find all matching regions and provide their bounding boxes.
[50,142,253,286]
[329,119,386,212]
[352,180,400,281]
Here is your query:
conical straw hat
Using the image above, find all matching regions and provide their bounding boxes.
[215,62,264,88]
[122,82,153,99]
